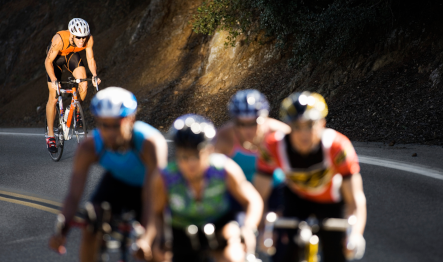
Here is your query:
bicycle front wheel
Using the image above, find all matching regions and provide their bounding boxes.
[45,105,64,161]
[74,103,87,144]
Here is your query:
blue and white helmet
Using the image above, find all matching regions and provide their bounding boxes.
[228,89,270,119]
[90,87,137,118]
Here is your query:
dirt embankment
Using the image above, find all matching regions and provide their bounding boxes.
[1,0,443,145]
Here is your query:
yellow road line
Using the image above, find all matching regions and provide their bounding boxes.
[0,190,62,207]
[0,196,59,214]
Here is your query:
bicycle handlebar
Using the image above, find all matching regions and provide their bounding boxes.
[58,78,93,84]
[270,217,350,231]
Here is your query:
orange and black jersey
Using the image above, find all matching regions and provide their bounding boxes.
[45,30,90,82]
[56,30,88,56]
[257,128,360,203]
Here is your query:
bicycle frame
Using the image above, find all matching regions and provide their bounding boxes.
[56,77,94,140]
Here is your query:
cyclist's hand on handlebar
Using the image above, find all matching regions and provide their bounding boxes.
[241,226,257,255]
[51,80,60,91]
[345,233,366,260]
[92,76,101,87]
[134,238,153,261]
[49,234,67,255]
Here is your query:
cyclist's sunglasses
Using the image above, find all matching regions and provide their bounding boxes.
[235,119,258,128]
[74,36,88,40]
[291,120,316,132]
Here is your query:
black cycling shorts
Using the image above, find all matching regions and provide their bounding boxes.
[46,42,85,82]
[273,185,346,262]
[171,211,236,262]
[90,171,143,222]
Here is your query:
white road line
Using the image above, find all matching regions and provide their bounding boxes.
[0,132,173,142]
[359,156,443,181]
[0,132,42,136]
[2,131,443,180]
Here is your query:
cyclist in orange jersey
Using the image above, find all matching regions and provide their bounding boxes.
[45,18,101,153]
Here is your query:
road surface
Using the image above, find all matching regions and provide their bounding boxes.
[1,128,443,261]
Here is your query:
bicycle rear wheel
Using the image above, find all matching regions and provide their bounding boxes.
[45,105,64,161]
[74,103,87,144]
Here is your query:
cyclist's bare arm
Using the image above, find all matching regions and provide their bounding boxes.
[213,123,235,155]
[45,34,63,84]
[139,133,168,229]
[85,36,98,77]
[266,118,291,134]
[140,171,167,249]
[61,138,98,222]
[225,158,264,229]
[341,173,367,235]
[136,133,167,260]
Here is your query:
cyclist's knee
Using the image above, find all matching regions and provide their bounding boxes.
[47,97,57,106]
[79,82,88,94]
[221,243,245,262]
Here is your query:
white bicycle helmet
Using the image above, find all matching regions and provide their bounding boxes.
[68,18,90,37]
[90,87,138,118]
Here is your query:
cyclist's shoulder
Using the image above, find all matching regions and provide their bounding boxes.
[322,128,359,172]
[264,129,287,146]
[133,121,162,140]
[321,128,354,150]
[50,33,64,47]
[209,153,229,170]
[264,118,291,134]
[160,162,182,186]
[86,34,94,47]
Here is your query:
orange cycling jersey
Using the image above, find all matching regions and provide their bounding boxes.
[56,30,88,56]
[257,128,360,203]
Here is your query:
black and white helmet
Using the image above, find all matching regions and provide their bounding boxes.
[68,18,90,37]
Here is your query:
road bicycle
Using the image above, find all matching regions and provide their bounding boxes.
[58,202,145,262]
[45,77,99,161]
[262,212,353,262]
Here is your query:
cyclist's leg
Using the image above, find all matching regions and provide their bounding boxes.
[69,53,87,101]
[46,82,57,137]
[80,228,102,262]
[46,57,63,137]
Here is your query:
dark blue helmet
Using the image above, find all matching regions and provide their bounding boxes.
[228,89,270,119]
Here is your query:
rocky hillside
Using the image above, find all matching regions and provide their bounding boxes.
[1,0,443,145]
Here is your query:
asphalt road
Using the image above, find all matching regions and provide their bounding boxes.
[1,128,443,261]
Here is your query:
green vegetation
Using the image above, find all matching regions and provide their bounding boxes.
[191,0,390,65]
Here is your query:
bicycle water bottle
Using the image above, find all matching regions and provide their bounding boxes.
[59,96,64,117]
